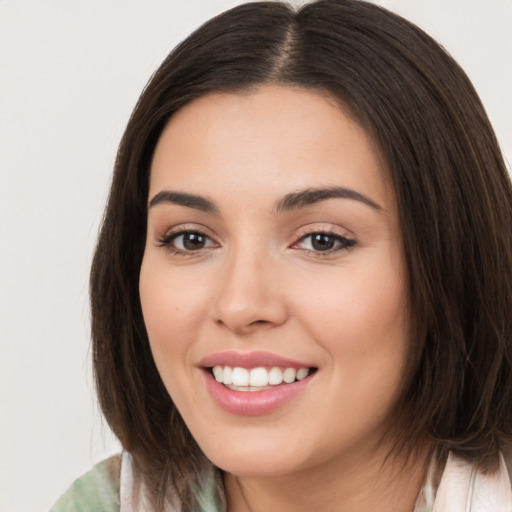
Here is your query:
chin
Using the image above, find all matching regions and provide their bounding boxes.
[197,432,312,477]
[213,455,303,478]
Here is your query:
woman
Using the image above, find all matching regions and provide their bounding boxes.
[51,1,512,511]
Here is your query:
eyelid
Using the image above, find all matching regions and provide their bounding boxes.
[153,222,355,257]
[155,223,220,255]
[158,230,214,247]
[293,223,354,241]
[155,223,216,242]
[290,224,356,255]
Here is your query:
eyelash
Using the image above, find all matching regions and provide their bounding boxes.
[157,229,216,256]
[293,231,356,255]
[156,229,356,257]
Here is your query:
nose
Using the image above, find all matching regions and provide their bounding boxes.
[212,247,288,335]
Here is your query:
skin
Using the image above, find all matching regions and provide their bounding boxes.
[139,85,428,512]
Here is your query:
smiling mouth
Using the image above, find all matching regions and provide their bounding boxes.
[208,365,317,392]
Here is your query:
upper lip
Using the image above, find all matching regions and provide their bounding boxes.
[199,350,315,370]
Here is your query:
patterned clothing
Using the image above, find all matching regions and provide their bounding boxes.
[50,451,512,512]
[50,456,121,512]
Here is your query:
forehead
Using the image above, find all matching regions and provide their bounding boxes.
[149,85,393,213]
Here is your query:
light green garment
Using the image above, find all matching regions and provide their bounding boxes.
[50,450,512,512]
[52,452,429,511]
[49,453,222,512]
[50,455,121,512]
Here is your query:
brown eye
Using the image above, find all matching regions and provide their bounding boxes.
[178,232,207,250]
[159,230,216,253]
[296,232,356,253]
[311,234,336,251]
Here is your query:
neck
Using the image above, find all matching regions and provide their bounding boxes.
[224,441,432,512]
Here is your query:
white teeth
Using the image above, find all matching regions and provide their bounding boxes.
[212,365,223,382]
[296,368,309,381]
[283,368,296,383]
[225,384,273,392]
[231,367,249,386]
[249,367,269,387]
[211,365,311,389]
[268,367,283,385]
[223,365,233,385]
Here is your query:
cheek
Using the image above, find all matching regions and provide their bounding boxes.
[292,256,410,389]
[138,258,210,381]
[307,269,409,428]
[298,261,407,338]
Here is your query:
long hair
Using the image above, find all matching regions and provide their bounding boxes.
[90,1,512,509]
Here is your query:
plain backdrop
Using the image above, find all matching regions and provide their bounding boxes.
[0,1,510,511]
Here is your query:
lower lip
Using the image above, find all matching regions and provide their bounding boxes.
[203,370,314,416]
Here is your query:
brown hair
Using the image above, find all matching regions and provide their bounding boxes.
[90,1,512,509]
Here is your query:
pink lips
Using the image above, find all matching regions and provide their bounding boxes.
[199,351,316,416]
[199,350,312,369]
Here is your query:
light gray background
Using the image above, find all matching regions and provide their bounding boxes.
[0,1,510,511]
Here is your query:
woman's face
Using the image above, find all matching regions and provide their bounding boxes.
[139,85,409,477]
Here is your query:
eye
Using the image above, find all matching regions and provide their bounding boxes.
[295,232,355,253]
[158,230,217,254]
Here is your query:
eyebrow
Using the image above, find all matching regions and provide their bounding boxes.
[274,186,382,212]
[148,186,382,214]
[148,190,219,214]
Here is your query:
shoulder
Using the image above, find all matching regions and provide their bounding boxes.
[50,454,121,512]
